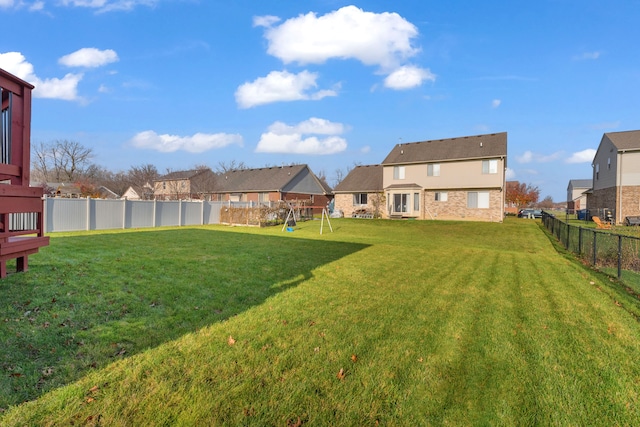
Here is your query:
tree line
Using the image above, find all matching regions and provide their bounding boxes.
[31,140,354,199]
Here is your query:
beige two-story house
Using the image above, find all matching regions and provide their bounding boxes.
[381,132,507,222]
[587,130,640,223]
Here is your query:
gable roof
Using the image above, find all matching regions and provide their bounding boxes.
[156,169,207,181]
[567,179,592,190]
[213,164,330,194]
[381,132,507,165]
[604,130,640,151]
[334,165,383,193]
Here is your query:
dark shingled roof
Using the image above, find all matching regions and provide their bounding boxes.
[381,132,507,165]
[604,130,640,151]
[214,164,325,193]
[568,179,592,189]
[333,165,383,193]
[156,169,207,181]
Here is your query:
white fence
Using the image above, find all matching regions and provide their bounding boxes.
[44,197,251,233]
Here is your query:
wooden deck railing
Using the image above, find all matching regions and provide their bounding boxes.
[1,68,50,278]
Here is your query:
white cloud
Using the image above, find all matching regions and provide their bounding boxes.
[59,48,119,68]
[59,0,157,13]
[0,51,84,101]
[516,150,563,164]
[235,70,337,108]
[35,73,84,101]
[30,1,44,11]
[268,117,346,136]
[0,0,14,8]
[566,149,596,164]
[360,146,371,154]
[256,118,347,155]
[258,5,420,70]
[131,130,243,153]
[505,167,516,180]
[253,15,280,27]
[384,65,435,90]
[492,99,501,108]
[573,51,601,61]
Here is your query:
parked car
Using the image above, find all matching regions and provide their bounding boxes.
[518,209,542,218]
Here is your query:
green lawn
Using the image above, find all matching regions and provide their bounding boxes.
[1,218,640,425]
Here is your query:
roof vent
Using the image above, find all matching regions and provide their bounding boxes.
[400,149,404,155]
[480,142,483,147]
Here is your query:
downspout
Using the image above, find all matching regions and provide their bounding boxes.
[501,156,506,221]
[618,151,624,224]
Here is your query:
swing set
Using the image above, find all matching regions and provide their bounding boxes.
[281,204,333,234]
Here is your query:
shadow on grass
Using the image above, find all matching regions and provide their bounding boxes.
[0,228,369,408]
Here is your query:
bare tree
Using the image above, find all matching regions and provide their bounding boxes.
[332,163,359,187]
[216,160,247,173]
[32,140,95,183]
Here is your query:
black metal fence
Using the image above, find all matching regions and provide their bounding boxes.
[542,212,640,281]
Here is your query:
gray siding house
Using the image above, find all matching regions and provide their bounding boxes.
[587,130,640,223]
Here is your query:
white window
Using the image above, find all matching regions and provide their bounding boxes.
[258,192,269,203]
[427,164,440,177]
[482,159,498,174]
[595,163,600,180]
[435,192,448,202]
[413,193,420,211]
[353,193,368,205]
[608,157,611,170]
[467,191,490,208]
[393,166,405,180]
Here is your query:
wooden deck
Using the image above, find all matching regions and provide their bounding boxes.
[0,185,49,277]
[1,68,50,278]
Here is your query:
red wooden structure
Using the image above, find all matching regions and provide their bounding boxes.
[0,68,49,278]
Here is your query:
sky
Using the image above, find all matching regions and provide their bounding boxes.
[1,0,639,202]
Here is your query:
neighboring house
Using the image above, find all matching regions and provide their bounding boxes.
[210,164,332,211]
[566,179,592,211]
[333,165,384,218]
[51,183,119,199]
[154,169,217,200]
[381,132,508,222]
[587,130,640,223]
[53,183,82,198]
[97,186,119,199]
[121,183,154,200]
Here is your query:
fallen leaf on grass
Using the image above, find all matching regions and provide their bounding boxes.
[287,416,302,427]
[228,336,236,346]
[86,397,95,403]
[337,368,346,380]
[615,301,622,307]
[351,354,358,362]
[89,385,99,393]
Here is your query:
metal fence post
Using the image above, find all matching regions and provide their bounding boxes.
[618,235,623,279]
[593,231,597,266]
[578,227,582,255]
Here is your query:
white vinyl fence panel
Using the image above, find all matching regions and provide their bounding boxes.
[44,197,257,233]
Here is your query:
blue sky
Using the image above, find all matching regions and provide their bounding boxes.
[1,0,639,201]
